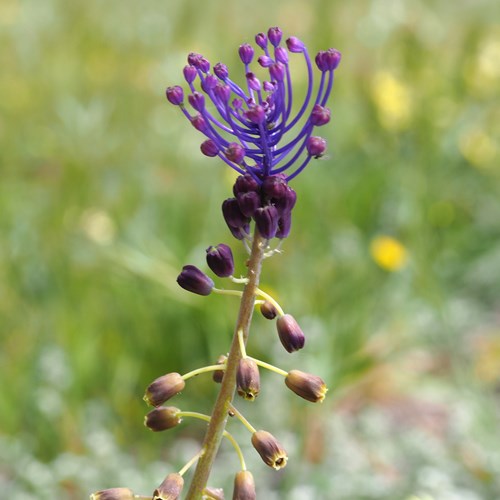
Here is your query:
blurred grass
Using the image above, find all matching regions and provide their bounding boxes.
[1,0,500,498]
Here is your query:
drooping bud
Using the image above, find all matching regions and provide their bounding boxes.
[214,83,231,103]
[188,91,205,112]
[254,205,279,239]
[276,212,292,239]
[285,370,328,403]
[286,36,305,53]
[232,470,256,500]
[255,32,267,49]
[144,372,186,407]
[251,430,288,470]
[90,488,135,500]
[203,486,225,499]
[222,198,251,229]
[202,74,218,92]
[260,301,278,320]
[258,55,273,68]
[276,314,305,353]
[201,139,219,157]
[237,191,261,218]
[225,143,246,164]
[262,174,287,199]
[310,104,331,126]
[267,27,283,47]
[239,43,254,64]
[177,265,214,296]
[237,358,260,401]
[214,62,229,80]
[228,223,250,240]
[212,354,227,383]
[269,62,285,82]
[166,86,184,106]
[183,65,197,83]
[306,136,327,158]
[246,72,261,91]
[206,243,234,277]
[274,47,289,64]
[144,406,182,432]
[273,185,297,215]
[153,473,184,500]
[191,114,208,132]
[233,174,259,196]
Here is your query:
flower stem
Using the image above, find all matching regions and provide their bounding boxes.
[185,229,266,499]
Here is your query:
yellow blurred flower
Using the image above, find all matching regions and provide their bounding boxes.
[371,71,413,131]
[370,236,408,271]
[459,128,497,170]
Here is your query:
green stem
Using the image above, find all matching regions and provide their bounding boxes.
[185,229,266,499]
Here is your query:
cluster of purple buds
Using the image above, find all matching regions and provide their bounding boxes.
[166,26,341,240]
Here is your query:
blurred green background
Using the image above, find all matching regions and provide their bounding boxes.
[1,0,499,498]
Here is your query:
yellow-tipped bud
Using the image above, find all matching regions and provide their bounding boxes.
[144,406,182,432]
[232,470,256,499]
[90,488,134,500]
[143,372,186,407]
[251,430,288,470]
[237,358,260,401]
[153,472,184,500]
[285,370,328,403]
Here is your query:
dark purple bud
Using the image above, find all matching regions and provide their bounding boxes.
[237,358,260,401]
[237,191,261,217]
[276,212,292,239]
[239,43,254,64]
[276,314,305,352]
[274,47,289,64]
[166,86,184,105]
[198,57,210,73]
[255,32,267,49]
[188,91,205,112]
[245,105,265,124]
[267,27,282,47]
[187,52,202,66]
[191,114,208,132]
[286,36,305,53]
[183,65,197,83]
[144,372,186,407]
[228,223,250,240]
[258,55,273,68]
[90,488,135,500]
[246,72,261,91]
[200,139,219,157]
[202,74,218,92]
[206,243,234,277]
[233,470,256,500]
[274,186,297,214]
[177,265,214,295]
[144,406,182,432]
[233,174,259,196]
[214,62,229,79]
[269,62,286,82]
[251,430,288,470]
[260,301,278,320]
[225,142,245,163]
[262,174,288,199]
[212,354,227,383]
[285,370,328,403]
[310,104,331,126]
[153,473,184,500]
[306,136,327,157]
[222,198,251,228]
[254,205,279,239]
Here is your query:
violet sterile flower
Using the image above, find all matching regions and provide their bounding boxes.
[166,27,341,241]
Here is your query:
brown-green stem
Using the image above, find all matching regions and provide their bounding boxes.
[185,230,266,499]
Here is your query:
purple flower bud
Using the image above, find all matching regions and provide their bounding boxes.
[222,198,250,228]
[251,430,288,470]
[166,86,184,105]
[254,205,279,239]
[239,43,254,64]
[274,47,289,64]
[285,370,328,403]
[191,114,208,132]
[188,91,205,112]
[273,185,297,214]
[225,142,245,163]
[214,62,229,79]
[233,174,259,195]
[144,372,186,407]
[183,65,197,83]
[177,265,214,295]
[269,62,285,82]
[144,406,182,432]
[187,52,202,66]
[237,357,260,401]
[237,191,261,217]
[286,36,305,53]
[201,74,218,92]
[206,243,234,277]
[246,72,261,91]
[306,136,327,157]
[260,301,278,320]
[153,473,184,500]
[200,139,219,157]
[263,81,275,92]
[212,354,227,383]
[212,83,230,104]
[310,104,331,126]
[233,470,256,500]
[245,105,265,124]
[276,211,292,239]
[232,98,243,109]
[255,32,267,49]
[276,314,305,352]
[198,57,210,73]
[258,55,273,68]
[228,223,250,240]
[315,48,342,71]
[262,174,287,199]
[267,27,282,47]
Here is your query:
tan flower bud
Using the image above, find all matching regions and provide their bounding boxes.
[153,472,184,500]
[144,372,186,407]
[144,406,182,432]
[260,301,277,320]
[232,470,256,500]
[203,486,225,499]
[90,488,134,500]
[236,358,260,401]
[213,354,228,384]
[251,430,288,470]
[285,370,328,403]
